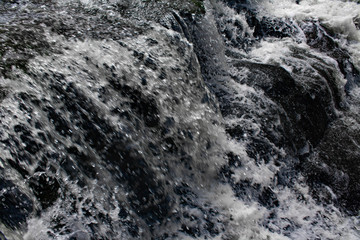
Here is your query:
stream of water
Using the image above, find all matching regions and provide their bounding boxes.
[0,0,359,239]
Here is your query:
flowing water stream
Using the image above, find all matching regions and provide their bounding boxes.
[0,0,359,239]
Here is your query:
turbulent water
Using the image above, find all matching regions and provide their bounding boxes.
[0,0,360,239]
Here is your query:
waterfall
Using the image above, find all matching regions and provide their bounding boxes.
[0,0,359,239]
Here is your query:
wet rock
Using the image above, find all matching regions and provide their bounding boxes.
[306,118,360,214]
[0,178,33,229]
[354,16,360,30]
[253,17,299,39]
[45,106,72,137]
[133,50,144,61]
[259,187,279,209]
[60,157,86,187]
[0,87,8,102]
[146,38,159,46]
[0,24,51,76]
[117,207,141,237]
[174,183,224,238]
[48,81,112,151]
[67,146,98,179]
[300,21,360,92]
[162,137,178,154]
[233,61,337,148]
[181,224,201,238]
[275,160,299,187]
[233,180,261,202]
[245,137,279,164]
[144,57,158,71]
[7,156,30,178]
[226,152,242,167]
[2,0,20,3]
[109,83,160,128]
[13,125,43,155]
[29,172,60,209]
[215,14,255,50]
[106,142,170,227]
[225,0,252,13]
[166,12,192,41]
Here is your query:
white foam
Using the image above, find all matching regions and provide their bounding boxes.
[255,0,360,38]
[252,0,360,69]
[247,37,347,91]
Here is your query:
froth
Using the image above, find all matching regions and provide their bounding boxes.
[255,0,360,41]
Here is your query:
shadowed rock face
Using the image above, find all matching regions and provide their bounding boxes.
[28,172,60,209]
[105,142,171,227]
[305,117,360,214]
[232,61,338,149]
[0,178,33,229]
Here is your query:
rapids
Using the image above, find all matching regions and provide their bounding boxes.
[0,0,359,239]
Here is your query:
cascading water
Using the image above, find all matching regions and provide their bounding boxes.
[0,0,359,239]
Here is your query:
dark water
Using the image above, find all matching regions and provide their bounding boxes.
[0,0,359,239]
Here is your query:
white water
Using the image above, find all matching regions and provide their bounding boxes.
[0,0,360,239]
[253,0,360,69]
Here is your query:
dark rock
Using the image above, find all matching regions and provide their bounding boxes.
[0,24,51,77]
[67,146,98,179]
[45,106,72,137]
[144,57,157,71]
[216,14,255,50]
[60,157,86,187]
[354,16,360,30]
[181,224,201,237]
[13,125,43,155]
[133,50,144,61]
[106,142,170,227]
[162,12,192,41]
[161,117,175,135]
[141,77,147,85]
[148,142,160,156]
[226,152,242,167]
[159,69,167,80]
[7,157,30,178]
[29,172,60,209]
[245,137,278,164]
[126,221,140,237]
[146,38,159,46]
[275,161,299,187]
[0,178,33,228]
[305,118,360,214]
[108,83,160,128]
[253,17,299,39]
[0,87,8,102]
[233,61,337,148]
[225,0,252,13]
[259,187,279,209]
[162,137,178,154]
[48,81,113,150]
[174,183,224,238]
[233,180,260,202]
[2,0,19,3]
[280,218,298,237]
